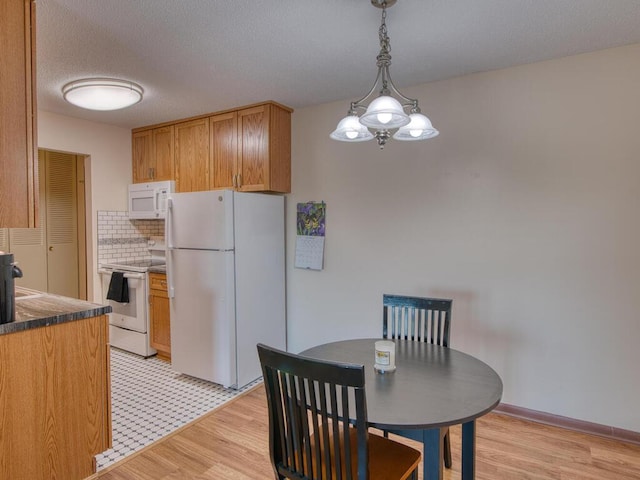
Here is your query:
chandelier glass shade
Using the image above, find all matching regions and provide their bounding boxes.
[62,78,143,111]
[360,95,409,129]
[330,115,375,142]
[394,112,439,141]
[330,0,439,148]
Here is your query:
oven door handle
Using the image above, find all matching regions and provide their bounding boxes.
[123,272,145,280]
[98,269,145,280]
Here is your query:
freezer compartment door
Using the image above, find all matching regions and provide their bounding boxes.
[166,190,234,250]
[169,248,236,387]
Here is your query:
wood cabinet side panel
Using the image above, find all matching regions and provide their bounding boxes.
[268,104,291,193]
[26,0,38,227]
[0,316,110,480]
[101,316,112,448]
[174,118,210,192]
[0,0,37,228]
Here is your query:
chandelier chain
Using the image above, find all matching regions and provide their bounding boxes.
[377,3,392,94]
[379,4,390,55]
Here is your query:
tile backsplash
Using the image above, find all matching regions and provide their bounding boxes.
[97,211,164,265]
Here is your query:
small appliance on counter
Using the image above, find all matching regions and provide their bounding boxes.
[0,252,23,324]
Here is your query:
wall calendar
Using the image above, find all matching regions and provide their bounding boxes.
[295,201,326,271]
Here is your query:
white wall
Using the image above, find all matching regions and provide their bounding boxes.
[37,110,131,302]
[287,43,640,432]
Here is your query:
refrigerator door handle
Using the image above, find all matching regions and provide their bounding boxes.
[166,198,174,250]
[165,198,175,298]
[167,250,175,298]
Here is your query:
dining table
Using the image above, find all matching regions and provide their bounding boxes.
[300,338,503,480]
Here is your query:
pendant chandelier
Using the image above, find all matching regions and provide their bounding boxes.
[330,0,439,149]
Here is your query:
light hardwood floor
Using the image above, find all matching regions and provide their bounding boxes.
[93,385,640,480]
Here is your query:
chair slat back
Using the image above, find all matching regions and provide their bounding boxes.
[258,343,369,480]
[382,294,452,347]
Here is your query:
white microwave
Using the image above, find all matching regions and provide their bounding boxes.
[128,181,175,219]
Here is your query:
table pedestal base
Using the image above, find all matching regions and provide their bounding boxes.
[385,420,476,480]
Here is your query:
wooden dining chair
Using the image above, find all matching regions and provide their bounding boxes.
[382,294,454,469]
[257,343,421,480]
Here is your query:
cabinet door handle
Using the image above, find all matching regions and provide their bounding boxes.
[237,173,242,188]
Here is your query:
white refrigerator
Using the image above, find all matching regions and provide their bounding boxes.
[165,190,286,388]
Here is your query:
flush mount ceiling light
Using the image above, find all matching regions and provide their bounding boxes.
[62,78,143,111]
[330,0,439,149]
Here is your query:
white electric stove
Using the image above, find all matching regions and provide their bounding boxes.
[99,240,166,357]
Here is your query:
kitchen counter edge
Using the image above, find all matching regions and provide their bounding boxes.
[0,289,112,336]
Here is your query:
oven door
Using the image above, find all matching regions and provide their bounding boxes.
[100,270,148,333]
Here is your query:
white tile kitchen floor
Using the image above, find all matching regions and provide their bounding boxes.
[96,347,260,470]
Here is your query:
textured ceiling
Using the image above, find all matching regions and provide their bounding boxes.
[36,0,640,130]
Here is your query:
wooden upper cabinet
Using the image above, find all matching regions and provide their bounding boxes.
[132,126,175,183]
[0,0,38,228]
[210,111,237,190]
[132,130,152,183]
[174,118,210,192]
[237,103,291,193]
[153,126,175,181]
[132,101,291,194]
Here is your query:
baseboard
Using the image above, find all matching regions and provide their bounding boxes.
[494,403,640,446]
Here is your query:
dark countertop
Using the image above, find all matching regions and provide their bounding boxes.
[148,266,166,274]
[0,288,112,336]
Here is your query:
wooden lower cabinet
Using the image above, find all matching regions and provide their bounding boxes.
[149,272,171,360]
[0,315,111,480]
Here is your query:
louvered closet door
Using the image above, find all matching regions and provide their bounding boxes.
[45,151,78,297]
[0,229,8,252]
[10,152,48,291]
